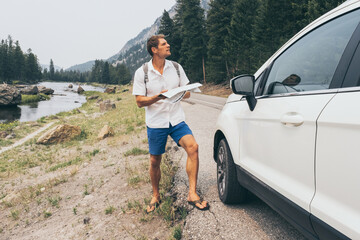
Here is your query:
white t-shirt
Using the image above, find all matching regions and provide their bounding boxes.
[132,59,190,128]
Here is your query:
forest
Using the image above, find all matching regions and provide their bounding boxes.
[0,0,346,86]
[159,0,346,84]
[0,37,132,85]
[0,36,42,83]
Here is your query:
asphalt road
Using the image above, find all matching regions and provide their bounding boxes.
[173,93,307,240]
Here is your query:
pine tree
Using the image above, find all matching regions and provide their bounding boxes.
[159,10,181,61]
[14,41,25,80]
[102,61,110,84]
[206,0,234,83]
[251,0,295,71]
[306,0,345,23]
[25,49,42,83]
[50,59,55,80]
[225,0,259,76]
[177,0,207,82]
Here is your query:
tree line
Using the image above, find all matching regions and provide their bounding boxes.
[0,36,132,85]
[43,59,132,85]
[0,36,42,83]
[159,0,346,84]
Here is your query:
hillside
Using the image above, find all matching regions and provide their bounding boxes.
[66,0,210,73]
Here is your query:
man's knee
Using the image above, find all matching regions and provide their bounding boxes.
[150,155,162,168]
[186,142,199,155]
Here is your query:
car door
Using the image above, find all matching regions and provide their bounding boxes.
[236,7,360,231]
[311,24,360,239]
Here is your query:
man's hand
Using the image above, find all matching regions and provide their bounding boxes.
[157,89,168,100]
[135,89,168,108]
[183,91,191,99]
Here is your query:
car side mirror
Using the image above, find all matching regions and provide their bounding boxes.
[230,75,257,111]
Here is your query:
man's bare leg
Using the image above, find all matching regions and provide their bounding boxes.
[179,135,208,209]
[147,154,162,213]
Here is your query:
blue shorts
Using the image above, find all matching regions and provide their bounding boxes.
[146,121,193,155]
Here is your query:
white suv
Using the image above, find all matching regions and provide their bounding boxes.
[213,1,360,239]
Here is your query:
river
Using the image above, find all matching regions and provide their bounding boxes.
[0,82,104,123]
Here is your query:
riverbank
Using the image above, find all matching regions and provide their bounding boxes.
[0,86,186,239]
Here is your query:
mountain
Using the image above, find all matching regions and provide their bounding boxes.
[66,0,210,73]
[66,60,95,73]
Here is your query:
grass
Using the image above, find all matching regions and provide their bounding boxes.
[105,206,116,215]
[47,196,61,208]
[124,147,148,157]
[44,211,52,218]
[0,85,185,238]
[172,225,182,240]
[0,121,19,132]
[11,209,19,220]
[48,156,82,172]
[21,94,50,104]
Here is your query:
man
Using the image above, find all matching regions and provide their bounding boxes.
[132,34,209,213]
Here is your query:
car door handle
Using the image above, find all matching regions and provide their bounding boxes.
[280,113,304,127]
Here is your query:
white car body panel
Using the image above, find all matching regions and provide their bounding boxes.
[232,94,335,211]
[313,90,360,238]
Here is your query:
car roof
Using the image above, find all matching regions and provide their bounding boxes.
[254,0,360,78]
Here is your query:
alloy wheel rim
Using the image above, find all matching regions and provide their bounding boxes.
[217,145,226,196]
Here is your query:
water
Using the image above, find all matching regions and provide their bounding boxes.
[0,82,104,123]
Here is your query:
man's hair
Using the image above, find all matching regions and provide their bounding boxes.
[147,34,165,56]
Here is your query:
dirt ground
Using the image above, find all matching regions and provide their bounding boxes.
[0,83,230,240]
[0,130,185,240]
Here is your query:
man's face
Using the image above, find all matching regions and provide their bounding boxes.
[153,38,171,58]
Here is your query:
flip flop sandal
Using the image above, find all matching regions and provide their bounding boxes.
[187,199,210,211]
[146,200,161,214]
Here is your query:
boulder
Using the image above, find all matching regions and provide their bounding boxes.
[99,100,116,112]
[77,86,84,94]
[68,84,73,88]
[97,125,114,140]
[0,84,21,106]
[104,87,116,94]
[20,86,38,95]
[38,86,54,95]
[36,124,81,145]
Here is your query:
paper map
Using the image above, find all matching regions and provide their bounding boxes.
[160,83,202,103]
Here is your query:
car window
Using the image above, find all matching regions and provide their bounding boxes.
[263,9,360,95]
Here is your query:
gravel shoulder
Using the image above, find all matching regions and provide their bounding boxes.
[173,98,306,240]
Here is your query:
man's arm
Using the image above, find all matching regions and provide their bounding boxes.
[135,90,168,108]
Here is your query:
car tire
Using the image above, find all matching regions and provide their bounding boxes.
[216,138,248,204]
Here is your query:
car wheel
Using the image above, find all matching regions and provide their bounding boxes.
[217,138,248,204]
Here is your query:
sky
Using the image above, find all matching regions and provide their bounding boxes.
[0,0,176,69]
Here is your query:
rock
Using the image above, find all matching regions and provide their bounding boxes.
[97,125,114,140]
[99,100,116,112]
[77,86,84,94]
[87,95,99,100]
[20,86,38,95]
[104,87,116,94]
[38,86,54,95]
[0,84,21,106]
[68,84,73,88]
[122,89,129,93]
[5,133,16,139]
[0,131,8,138]
[36,124,81,145]
[83,217,90,224]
